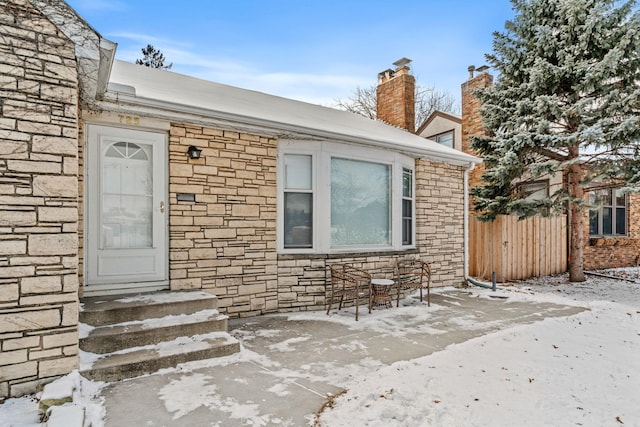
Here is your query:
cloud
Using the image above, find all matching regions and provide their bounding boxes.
[107,31,371,106]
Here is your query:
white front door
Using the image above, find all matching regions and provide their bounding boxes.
[85,124,168,294]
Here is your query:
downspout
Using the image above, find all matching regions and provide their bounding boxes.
[463,164,472,281]
[463,162,496,291]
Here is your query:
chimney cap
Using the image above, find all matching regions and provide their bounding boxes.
[393,57,412,69]
[377,68,395,81]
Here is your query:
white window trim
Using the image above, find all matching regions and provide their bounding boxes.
[277,140,415,254]
[402,167,415,246]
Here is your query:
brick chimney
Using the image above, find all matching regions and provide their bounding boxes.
[461,65,493,188]
[376,58,415,132]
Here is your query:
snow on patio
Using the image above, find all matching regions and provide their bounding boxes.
[320,272,640,426]
[1,267,638,426]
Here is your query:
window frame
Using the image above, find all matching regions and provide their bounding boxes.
[519,180,549,201]
[589,187,627,237]
[277,140,415,254]
[402,167,414,246]
[427,130,455,148]
[282,153,315,249]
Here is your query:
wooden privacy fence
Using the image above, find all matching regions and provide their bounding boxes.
[469,215,568,282]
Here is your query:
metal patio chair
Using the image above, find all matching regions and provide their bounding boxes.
[395,259,431,307]
[326,264,372,321]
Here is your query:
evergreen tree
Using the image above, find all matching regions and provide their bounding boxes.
[471,0,640,282]
[135,44,172,70]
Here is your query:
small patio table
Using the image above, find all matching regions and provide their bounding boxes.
[370,278,394,309]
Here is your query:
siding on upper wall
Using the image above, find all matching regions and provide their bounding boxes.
[418,115,462,151]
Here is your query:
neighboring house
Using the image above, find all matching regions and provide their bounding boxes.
[417,111,462,151]
[584,185,640,269]
[455,66,639,279]
[0,0,480,397]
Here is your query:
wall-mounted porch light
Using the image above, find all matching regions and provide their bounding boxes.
[187,145,202,160]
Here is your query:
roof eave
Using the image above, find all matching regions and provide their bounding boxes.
[100,90,481,167]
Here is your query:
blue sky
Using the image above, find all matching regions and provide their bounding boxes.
[66,0,515,109]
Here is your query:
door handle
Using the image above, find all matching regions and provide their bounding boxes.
[160,201,165,213]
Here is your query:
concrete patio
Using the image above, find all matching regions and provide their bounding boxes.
[97,289,585,426]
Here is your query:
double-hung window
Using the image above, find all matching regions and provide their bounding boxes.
[283,154,313,248]
[279,141,414,253]
[589,188,627,237]
[402,168,413,245]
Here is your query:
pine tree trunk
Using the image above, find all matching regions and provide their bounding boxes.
[567,151,586,282]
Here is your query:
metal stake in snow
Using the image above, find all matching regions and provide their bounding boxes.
[465,272,497,291]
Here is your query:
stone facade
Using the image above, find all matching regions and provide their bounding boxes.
[275,159,467,316]
[164,122,466,317]
[0,1,470,398]
[0,0,79,398]
[583,192,640,270]
[167,123,279,315]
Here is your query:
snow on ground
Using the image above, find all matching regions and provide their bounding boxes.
[1,371,104,427]
[320,268,640,426]
[1,267,638,427]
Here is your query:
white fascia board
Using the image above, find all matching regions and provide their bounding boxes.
[100,90,481,167]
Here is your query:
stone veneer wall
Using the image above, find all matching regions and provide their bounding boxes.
[168,124,279,317]
[414,160,466,282]
[275,160,467,313]
[167,124,466,318]
[583,192,640,270]
[0,0,79,398]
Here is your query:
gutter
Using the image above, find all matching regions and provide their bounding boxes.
[99,90,481,167]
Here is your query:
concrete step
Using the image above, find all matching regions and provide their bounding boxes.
[80,290,219,326]
[80,332,241,382]
[79,309,229,354]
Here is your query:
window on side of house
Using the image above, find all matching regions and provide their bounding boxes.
[428,131,454,148]
[283,154,313,248]
[402,168,413,245]
[278,142,414,253]
[589,188,627,237]
[519,180,549,201]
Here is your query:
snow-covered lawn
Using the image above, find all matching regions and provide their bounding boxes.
[320,268,640,426]
[1,268,639,426]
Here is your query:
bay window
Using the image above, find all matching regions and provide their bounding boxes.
[278,141,414,253]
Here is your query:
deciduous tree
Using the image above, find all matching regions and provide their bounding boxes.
[335,84,458,126]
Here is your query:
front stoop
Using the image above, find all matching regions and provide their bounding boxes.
[79,291,240,382]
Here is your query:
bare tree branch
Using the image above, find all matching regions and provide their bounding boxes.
[334,84,459,126]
